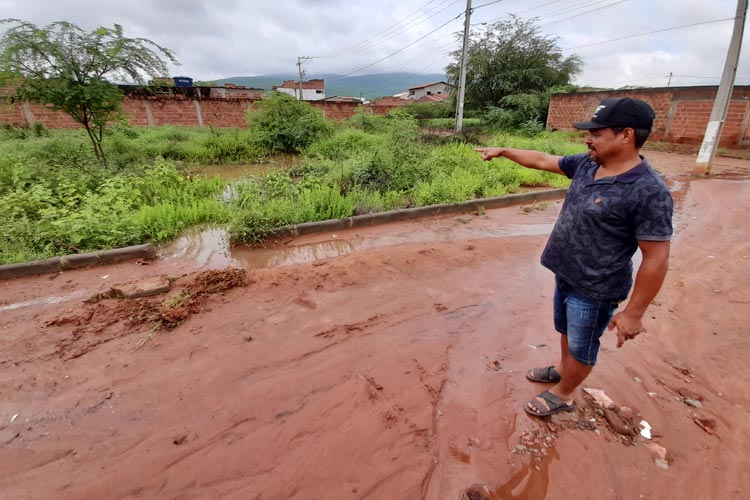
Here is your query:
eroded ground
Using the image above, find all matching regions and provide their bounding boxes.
[1,152,749,500]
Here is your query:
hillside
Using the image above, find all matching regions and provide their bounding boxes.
[213,73,447,99]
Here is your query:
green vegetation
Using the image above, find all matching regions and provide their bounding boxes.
[0,102,582,265]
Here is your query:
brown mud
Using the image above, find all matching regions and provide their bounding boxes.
[1,151,749,499]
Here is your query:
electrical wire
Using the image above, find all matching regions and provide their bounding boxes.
[315,0,460,58]
[538,0,628,26]
[327,12,464,78]
[561,17,735,50]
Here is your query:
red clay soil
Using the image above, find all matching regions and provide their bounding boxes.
[1,151,749,500]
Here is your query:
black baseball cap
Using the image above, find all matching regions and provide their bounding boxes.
[573,97,655,130]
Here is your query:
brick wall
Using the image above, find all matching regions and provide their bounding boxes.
[548,86,750,148]
[0,94,367,128]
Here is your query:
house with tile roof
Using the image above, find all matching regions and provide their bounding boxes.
[272,79,325,101]
[407,81,453,101]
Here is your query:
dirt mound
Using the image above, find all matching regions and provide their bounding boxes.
[47,268,250,359]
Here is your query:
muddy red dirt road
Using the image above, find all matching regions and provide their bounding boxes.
[1,152,749,500]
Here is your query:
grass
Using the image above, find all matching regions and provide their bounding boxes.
[0,119,578,264]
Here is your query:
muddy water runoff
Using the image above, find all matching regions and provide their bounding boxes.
[160,222,555,270]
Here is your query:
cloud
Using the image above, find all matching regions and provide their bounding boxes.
[1,0,748,88]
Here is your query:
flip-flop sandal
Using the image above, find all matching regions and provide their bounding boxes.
[526,366,561,383]
[524,390,576,417]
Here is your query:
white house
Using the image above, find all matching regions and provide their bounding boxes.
[408,81,453,100]
[272,79,325,101]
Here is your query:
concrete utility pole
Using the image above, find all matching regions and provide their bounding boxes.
[694,0,748,176]
[296,56,312,100]
[455,0,472,133]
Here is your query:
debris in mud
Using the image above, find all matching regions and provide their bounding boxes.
[669,362,692,376]
[47,268,250,359]
[644,443,672,462]
[583,387,616,409]
[694,416,717,435]
[639,420,653,440]
[654,458,670,470]
[486,360,502,371]
[677,387,704,401]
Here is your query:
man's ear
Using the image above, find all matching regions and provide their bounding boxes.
[621,128,636,145]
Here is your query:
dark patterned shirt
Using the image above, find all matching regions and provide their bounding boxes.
[540,153,673,301]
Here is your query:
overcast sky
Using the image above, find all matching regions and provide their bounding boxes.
[2,0,749,91]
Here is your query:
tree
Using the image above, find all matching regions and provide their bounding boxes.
[0,19,178,163]
[446,16,582,112]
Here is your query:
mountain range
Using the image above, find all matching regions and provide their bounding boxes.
[213,73,447,100]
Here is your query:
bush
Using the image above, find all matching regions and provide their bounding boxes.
[246,92,332,153]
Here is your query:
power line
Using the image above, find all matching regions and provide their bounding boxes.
[327,12,464,78]
[539,0,629,26]
[561,17,735,50]
[534,0,614,20]
[315,0,444,57]
[315,0,460,58]
[473,0,505,9]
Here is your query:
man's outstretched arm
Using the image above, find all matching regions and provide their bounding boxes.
[474,147,565,175]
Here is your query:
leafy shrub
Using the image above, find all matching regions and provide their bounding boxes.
[246,92,332,153]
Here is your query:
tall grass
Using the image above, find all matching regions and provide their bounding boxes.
[0,120,580,262]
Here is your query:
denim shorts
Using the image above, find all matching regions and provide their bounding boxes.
[553,277,620,366]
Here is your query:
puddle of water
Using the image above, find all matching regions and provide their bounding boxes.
[0,289,89,312]
[160,226,235,268]
[189,154,300,181]
[491,445,560,499]
[160,222,556,269]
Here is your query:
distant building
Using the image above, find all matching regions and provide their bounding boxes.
[323,96,368,104]
[407,81,453,100]
[272,79,325,101]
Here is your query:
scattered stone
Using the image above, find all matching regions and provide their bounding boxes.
[647,392,658,398]
[655,458,669,470]
[111,276,171,299]
[604,409,637,436]
[583,388,616,409]
[644,443,669,461]
[173,435,188,446]
[633,377,642,383]
[242,336,253,342]
[513,444,527,453]
[684,398,703,408]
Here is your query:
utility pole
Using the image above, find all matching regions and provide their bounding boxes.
[296,56,312,100]
[694,0,748,175]
[455,0,472,133]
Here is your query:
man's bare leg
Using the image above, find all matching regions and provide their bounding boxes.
[527,335,593,414]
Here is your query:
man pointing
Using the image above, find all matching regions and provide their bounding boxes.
[476,97,673,417]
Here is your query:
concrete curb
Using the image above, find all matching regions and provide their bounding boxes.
[269,188,567,238]
[0,244,156,281]
[0,188,566,281]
